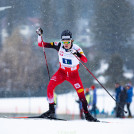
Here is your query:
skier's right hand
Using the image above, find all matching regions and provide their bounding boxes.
[69,49,77,54]
[36,28,43,36]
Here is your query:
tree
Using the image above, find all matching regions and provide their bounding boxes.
[90,0,134,57]
[40,0,80,40]
[0,28,46,97]
[105,54,126,87]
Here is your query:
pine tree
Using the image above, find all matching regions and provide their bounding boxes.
[90,0,134,56]
[105,54,126,87]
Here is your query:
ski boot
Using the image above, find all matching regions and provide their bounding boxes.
[40,103,55,118]
[84,112,100,122]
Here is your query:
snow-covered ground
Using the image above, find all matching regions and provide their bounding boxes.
[0,89,134,134]
[0,118,134,134]
[0,89,133,116]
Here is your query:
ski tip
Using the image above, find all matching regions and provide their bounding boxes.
[9,116,67,121]
[10,116,29,119]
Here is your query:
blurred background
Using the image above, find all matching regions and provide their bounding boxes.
[0,0,134,118]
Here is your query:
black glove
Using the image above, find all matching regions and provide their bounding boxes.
[69,49,77,54]
[36,28,43,36]
[69,49,82,57]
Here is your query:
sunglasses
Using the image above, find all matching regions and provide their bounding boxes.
[62,41,71,44]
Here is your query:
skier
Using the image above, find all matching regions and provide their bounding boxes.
[36,28,99,122]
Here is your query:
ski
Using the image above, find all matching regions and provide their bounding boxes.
[85,120,110,123]
[99,121,110,123]
[11,116,110,123]
[9,115,67,121]
[1,116,110,123]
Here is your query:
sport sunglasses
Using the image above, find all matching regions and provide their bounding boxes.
[62,41,71,44]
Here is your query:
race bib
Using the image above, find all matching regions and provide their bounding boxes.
[62,58,72,65]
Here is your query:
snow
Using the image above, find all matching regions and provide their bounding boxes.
[94,60,109,84]
[95,60,109,75]
[123,71,134,79]
[0,90,134,134]
[19,25,31,36]
[0,91,134,134]
[0,6,12,11]
[0,89,133,116]
[123,66,134,79]
[94,60,134,85]
[0,90,114,114]
[0,118,134,134]
[93,75,106,84]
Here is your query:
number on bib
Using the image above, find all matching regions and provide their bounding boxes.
[62,58,72,65]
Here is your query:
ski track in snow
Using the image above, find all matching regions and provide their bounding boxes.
[0,118,134,134]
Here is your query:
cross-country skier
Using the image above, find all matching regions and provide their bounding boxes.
[36,28,99,122]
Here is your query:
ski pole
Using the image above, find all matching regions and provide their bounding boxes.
[71,51,127,113]
[34,26,51,81]
[42,42,51,81]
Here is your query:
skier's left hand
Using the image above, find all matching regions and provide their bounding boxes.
[69,49,77,54]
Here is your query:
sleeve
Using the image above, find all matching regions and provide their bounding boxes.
[38,35,53,48]
[38,35,61,51]
[76,46,88,63]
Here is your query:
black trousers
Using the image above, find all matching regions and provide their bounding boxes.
[116,103,125,118]
[126,103,132,117]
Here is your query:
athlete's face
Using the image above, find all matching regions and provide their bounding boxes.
[62,40,72,49]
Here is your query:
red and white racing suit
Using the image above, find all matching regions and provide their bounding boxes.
[38,35,89,113]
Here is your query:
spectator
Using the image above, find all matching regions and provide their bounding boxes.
[114,82,122,117]
[115,83,122,102]
[126,83,133,118]
[76,99,84,119]
[90,85,97,117]
[76,88,92,119]
[117,85,127,118]
[85,88,92,110]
